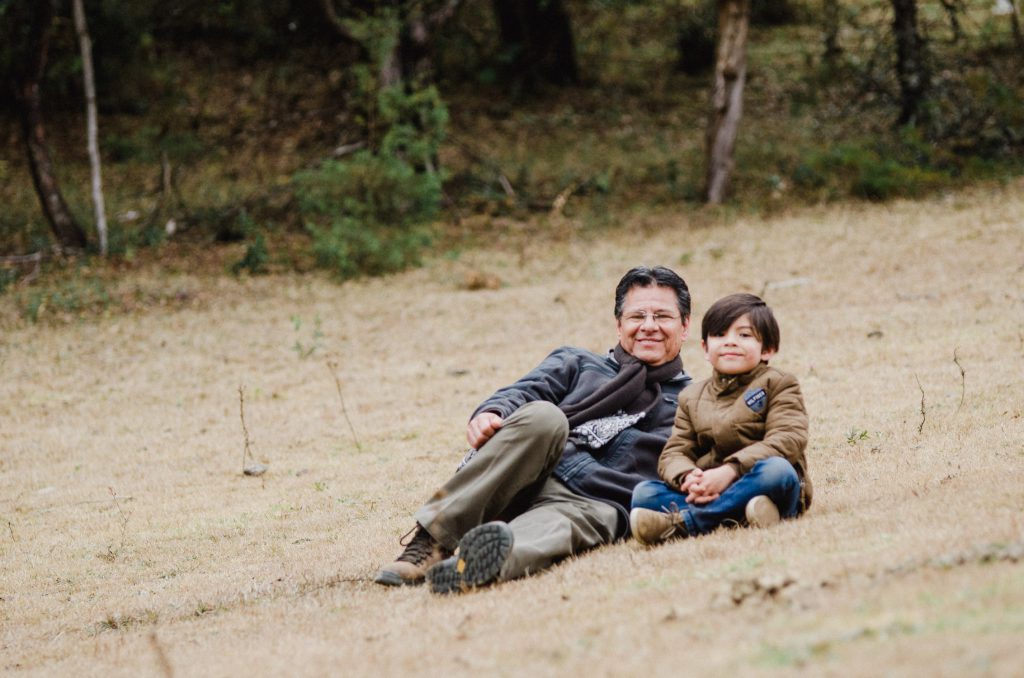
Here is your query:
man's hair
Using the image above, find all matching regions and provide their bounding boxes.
[614,266,691,319]
[701,293,780,353]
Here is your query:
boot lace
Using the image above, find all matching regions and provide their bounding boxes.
[657,504,688,540]
[396,526,442,565]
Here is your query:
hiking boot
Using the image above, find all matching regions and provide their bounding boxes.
[426,521,514,595]
[629,507,688,545]
[374,525,453,587]
[744,495,781,529]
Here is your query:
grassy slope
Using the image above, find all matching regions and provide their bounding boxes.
[2,179,1023,676]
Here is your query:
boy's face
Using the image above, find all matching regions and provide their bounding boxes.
[702,313,776,375]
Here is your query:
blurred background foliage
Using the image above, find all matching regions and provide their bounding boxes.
[0,0,1021,294]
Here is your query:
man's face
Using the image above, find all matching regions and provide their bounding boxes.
[616,285,690,366]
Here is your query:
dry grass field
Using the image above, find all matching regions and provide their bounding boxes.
[2,182,1024,677]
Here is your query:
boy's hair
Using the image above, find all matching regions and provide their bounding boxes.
[701,293,780,353]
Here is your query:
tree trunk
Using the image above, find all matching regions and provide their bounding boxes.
[16,0,88,252]
[73,0,108,256]
[705,0,750,205]
[892,0,927,126]
[823,0,842,63]
[1011,0,1023,50]
[492,0,579,89]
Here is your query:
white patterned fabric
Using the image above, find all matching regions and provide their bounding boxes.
[570,411,645,449]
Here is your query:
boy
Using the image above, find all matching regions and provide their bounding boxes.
[629,293,812,544]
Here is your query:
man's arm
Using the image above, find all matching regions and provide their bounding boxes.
[470,347,581,420]
[466,347,582,448]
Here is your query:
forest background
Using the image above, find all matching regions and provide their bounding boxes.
[1,0,1022,308]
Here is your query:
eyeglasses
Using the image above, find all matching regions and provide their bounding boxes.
[620,311,681,327]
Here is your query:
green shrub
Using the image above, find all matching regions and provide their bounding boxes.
[0,268,16,296]
[293,55,447,280]
[18,279,112,323]
[296,151,438,279]
[792,139,952,202]
[231,232,270,276]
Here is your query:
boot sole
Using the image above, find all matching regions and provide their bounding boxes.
[428,522,513,594]
[373,569,423,587]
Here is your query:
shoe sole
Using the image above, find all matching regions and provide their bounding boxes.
[373,569,423,587]
[428,522,513,594]
[745,496,781,528]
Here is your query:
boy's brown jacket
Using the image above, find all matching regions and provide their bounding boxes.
[658,362,813,510]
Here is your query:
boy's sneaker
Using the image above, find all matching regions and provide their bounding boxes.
[744,495,781,528]
[426,521,514,595]
[629,507,688,545]
[374,525,453,586]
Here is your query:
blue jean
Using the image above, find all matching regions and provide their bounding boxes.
[631,457,801,536]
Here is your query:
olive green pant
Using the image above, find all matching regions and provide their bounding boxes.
[414,401,621,581]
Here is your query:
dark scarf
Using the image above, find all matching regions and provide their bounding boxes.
[558,344,682,429]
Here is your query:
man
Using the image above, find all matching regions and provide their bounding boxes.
[375,266,692,594]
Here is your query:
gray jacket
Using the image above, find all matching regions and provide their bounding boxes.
[473,346,691,535]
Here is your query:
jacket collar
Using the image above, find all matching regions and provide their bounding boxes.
[710,362,770,395]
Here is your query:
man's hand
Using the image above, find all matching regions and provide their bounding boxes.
[683,465,738,505]
[467,412,503,449]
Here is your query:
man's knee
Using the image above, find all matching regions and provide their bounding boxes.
[507,401,569,445]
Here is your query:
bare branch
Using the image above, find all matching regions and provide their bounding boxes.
[449,136,517,199]
[915,374,926,434]
[318,0,356,42]
[238,385,254,470]
[327,360,363,453]
[953,348,966,413]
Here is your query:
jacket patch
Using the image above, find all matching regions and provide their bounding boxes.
[744,388,767,414]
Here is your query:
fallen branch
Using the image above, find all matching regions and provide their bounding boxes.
[0,250,46,287]
[0,251,45,265]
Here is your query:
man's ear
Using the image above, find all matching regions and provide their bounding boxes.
[681,316,691,341]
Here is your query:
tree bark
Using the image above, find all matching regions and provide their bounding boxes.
[73,0,108,256]
[823,0,842,63]
[705,0,750,205]
[492,0,579,89]
[892,0,927,126]
[15,0,88,251]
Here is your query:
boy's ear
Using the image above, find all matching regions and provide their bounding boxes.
[760,347,777,362]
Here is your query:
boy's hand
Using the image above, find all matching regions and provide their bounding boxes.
[684,465,738,505]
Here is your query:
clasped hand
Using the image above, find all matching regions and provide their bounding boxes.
[680,465,738,505]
